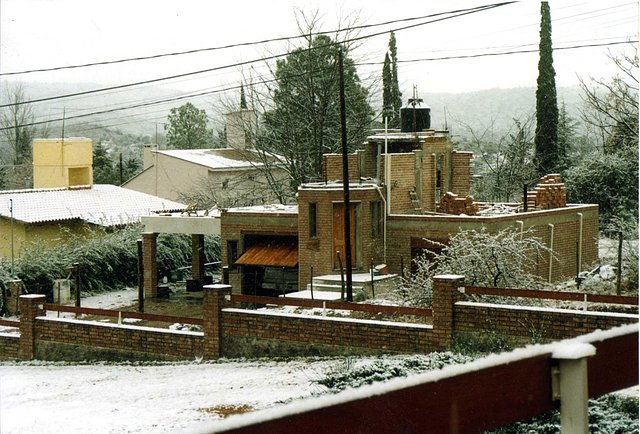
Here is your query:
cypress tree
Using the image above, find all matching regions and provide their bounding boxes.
[388,32,402,128]
[240,83,248,109]
[382,52,393,121]
[534,1,559,176]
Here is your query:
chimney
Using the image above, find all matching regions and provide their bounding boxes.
[225,109,257,149]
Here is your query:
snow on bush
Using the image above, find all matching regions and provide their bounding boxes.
[316,352,472,392]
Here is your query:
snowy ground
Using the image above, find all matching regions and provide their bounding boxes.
[0,358,335,434]
[0,237,636,433]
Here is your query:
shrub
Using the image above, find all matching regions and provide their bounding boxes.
[0,224,221,300]
[395,227,552,307]
[317,352,472,392]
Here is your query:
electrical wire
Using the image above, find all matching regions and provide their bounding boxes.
[0,3,514,77]
[2,37,636,132]
[0,2,515,108]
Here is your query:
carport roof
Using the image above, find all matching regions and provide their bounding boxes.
[234,241,298,268]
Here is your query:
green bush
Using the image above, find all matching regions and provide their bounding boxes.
[0,224,221,301]
[488,394,639,434]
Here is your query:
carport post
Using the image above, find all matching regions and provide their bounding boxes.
[137,239,144,312]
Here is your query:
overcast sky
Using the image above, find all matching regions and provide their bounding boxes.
[0,0,637,122]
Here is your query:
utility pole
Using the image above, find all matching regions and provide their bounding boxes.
[338,48,353,302]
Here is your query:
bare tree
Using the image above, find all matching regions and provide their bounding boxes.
[463,115,538,203]
[579,46,638,153]
[0,84,37,188]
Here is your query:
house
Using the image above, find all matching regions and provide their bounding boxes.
[0,137,185,258]
[218,105,598,297]
[123,109,287,206]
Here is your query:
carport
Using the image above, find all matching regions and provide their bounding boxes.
[140,211,220,298]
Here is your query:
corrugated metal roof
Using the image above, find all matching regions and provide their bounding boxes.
[159,148,264,170]
[0,184,185,226]
[235,242,298,267]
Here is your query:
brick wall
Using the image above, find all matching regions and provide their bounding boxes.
[323,153,361,182]
[454,301,638,342]
[383,153,416,214]
[450,151,473,196]
[34,318,203,361]
[421,153,437,212]
[0,334,19,360]
[298,186,384,288]
[386,205,599,281]
[221,308,434,357]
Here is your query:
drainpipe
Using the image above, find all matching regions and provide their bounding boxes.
[515,220,524,240]
[548,223,555,283]
[384,117,391,215]
[576,213,583,274]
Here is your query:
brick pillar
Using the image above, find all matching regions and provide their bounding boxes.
[202,284,231,359]
[18,294,46,360]
[432,274,465,350]
[142,232,158,298]
[5,279,23,316]
[191,234,205,282]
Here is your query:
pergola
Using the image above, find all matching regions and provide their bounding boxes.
[140,211,220,298]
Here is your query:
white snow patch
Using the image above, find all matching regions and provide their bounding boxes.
[456,301,640,319]
[37,316,203,337]
[222,308,432,329]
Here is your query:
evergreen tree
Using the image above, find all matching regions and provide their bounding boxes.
[240,83,248,110]
[534,1,559,176]
[556,100,577,173]
[259,35,373,198]
[93,141,116,184]
[382,52,393,121]
[388,32,402,128]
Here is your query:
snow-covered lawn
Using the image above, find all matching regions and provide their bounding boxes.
[0,358,334,434]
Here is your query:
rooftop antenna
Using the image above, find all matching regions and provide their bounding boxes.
[408,85,423,142]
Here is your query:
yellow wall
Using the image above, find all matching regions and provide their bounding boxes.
[33,138,93,188]
[0,218,95,259]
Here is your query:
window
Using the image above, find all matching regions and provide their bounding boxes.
[308,202,318,239]
[227,240,238,269]
[370,201,383,238]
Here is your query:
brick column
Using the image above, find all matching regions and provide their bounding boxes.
[18,294,46,360]
[142,232,158,298]
[191,234,205,282]
[432,274,465,350]
[202,284,231,359]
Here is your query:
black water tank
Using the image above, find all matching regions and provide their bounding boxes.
[400,106,431,133]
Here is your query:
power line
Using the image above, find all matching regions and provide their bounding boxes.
[2,37,636,132]
[0,4,511,76]
[391,39,638,64]
[0,2,515,108]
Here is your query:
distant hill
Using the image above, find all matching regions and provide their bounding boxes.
[3,81,587,151]
[422,86,585,144]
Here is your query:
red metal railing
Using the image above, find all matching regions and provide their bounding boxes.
[229,294,432,317]
[43,303,203,326]
[464,286,638,305]
[211,324,638,434]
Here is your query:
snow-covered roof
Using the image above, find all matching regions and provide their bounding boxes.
[158,148,264,170]
[225,204,298,214]
[0,184,185,226]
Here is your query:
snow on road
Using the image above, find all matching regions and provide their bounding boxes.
[0,359,333,434]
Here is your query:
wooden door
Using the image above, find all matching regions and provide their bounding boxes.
[333,203,357,269]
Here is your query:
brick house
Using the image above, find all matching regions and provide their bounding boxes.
[220,118,598,296]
